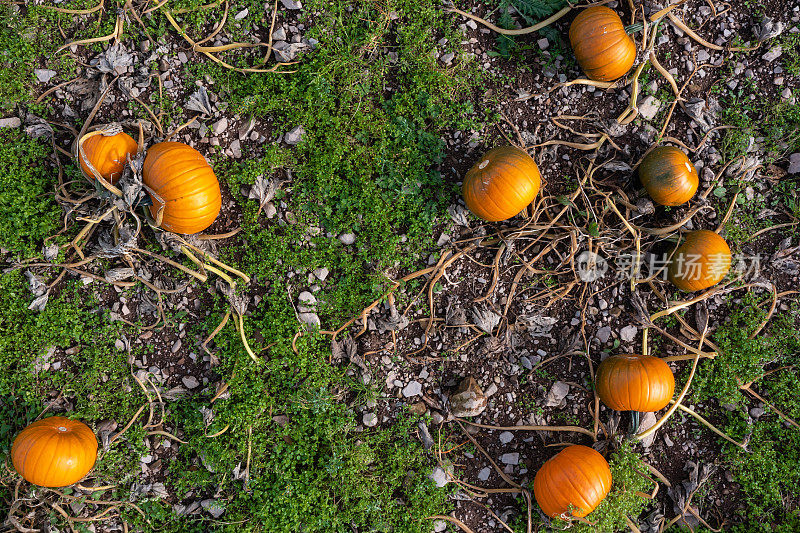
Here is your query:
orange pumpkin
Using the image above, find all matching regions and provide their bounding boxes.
[11,417,98,487]
[638,146,699,206]
[668,230,731,292]
[596,354,675,412]
[143,142,221,234]
[569,7,637,82]
[534,444,612,518]
[78,131,138,184]
[462,146,541,222]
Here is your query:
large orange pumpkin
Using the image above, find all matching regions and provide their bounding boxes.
[569,7,636,82]
[462,146,541,222]
[638,146,699,206]
[596,354,675,412]
[534,444,612,518]
[11,417,98,487]
[668,230,731,292]
[142,142,221,234]
[78,131,138,184]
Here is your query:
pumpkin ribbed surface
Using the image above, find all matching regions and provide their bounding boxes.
[462,146,541,222]
[78,132,138,184]
[569,6,636,82]
[596,354,675,412]
[639,146,699,206]
[143,142,221,234]
[668,230,731,292]
[534,445,612,518]
[11,417,98,488]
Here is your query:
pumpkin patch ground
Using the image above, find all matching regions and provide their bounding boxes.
[1,0,799,531]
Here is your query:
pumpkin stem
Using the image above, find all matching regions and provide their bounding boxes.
[625,23,644,34]
[629,411,641,435]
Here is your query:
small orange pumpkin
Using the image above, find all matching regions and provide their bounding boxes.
[534,444,612,518]
[11,417,98,487]
[668,230,731,292]
[638,146,699,206]
[569,6,637,82]
[78,131,138,184]
[596,354,675,412]
[462,146,541,222]
[143,142,222,234]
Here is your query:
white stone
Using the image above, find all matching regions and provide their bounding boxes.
[403,380,423,397]
[500,453,519,465]
[284,125,305,145]
[211,117,228,135]
[0,117,21,128]
[362,412,378,427]
[338,233,356,245]
[182,376,200,389]
[34,69,56,83]
[620,325,638,342]
[313,267,329,281]
[762,45,782,62]
[499,431,514,444]
[477,467,491,481]
[788,153,800,174]
[637,95,662,121]
[430,465,450,487]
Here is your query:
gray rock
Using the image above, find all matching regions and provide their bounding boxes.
[403,380,423,397]
[211,117,228,135]
[200,499,225,518]
[696,50,710,63]
[34,69,57,83]
[338,233,356,245]
[298,291,317,312]
[499,431,514,444]
[596,326,612,344]
[281,0,301,9]
[638,411,658,447]
[284,125,305,145]
[788,153,800,174]
[313,267,329,281]
[449,377,487,417]
[440,52,455,65]
[477,467,491,481]
[234,8,248,19]
[430,465,450,487]
[750,407,765,419]
[362,412,378,427]
[637,95,662,121]
[298,312,321,329]
[537,37,549,50]
[762,46,782,62]
[0,117,21,128]
[620,325,638,343]
[182,376,200,389]
[545,381,569,407]
[273,28,287,41]
[500,453,519,465]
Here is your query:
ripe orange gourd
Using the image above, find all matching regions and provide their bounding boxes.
[569,7,637,82]
[462,146,541,222]
[533,444,612,518]
[143,142,222,234]
[11,417,98,488]
[596,354,675,412]
[78,131,138,184]
[638,146,699,206]
[668,230,731,292]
